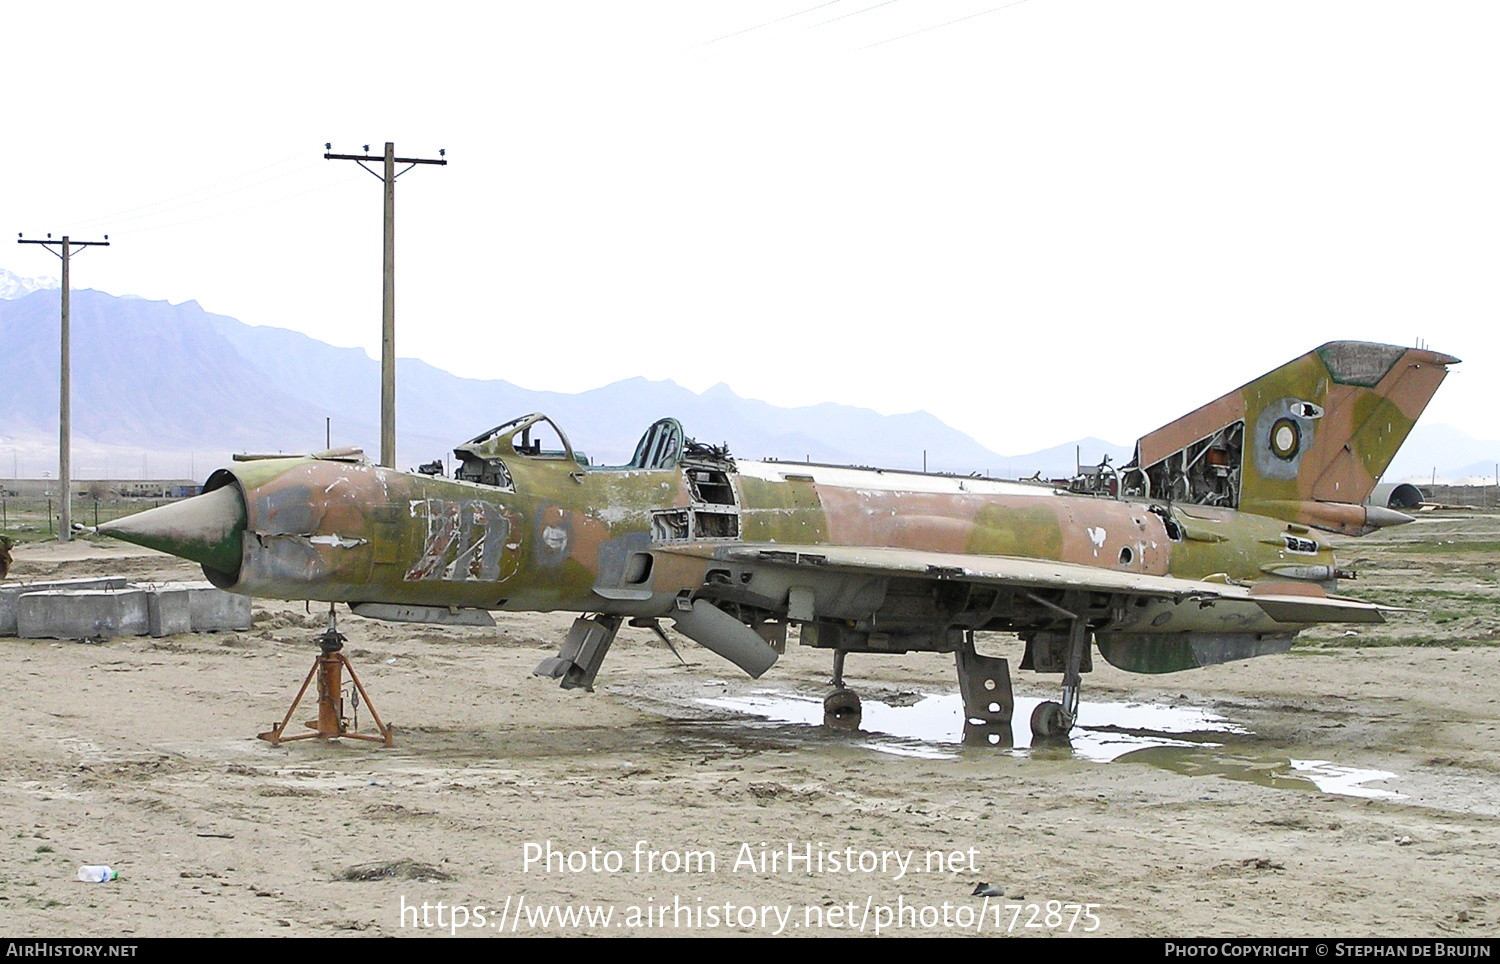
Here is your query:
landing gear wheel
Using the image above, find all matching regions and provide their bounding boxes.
[823,689,862,730]
[1030,700,1071,740]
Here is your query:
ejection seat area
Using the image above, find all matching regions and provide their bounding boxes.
[451,414,690,490]
[591,417,686,472]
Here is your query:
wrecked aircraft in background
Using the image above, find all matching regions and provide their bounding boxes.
[101,341,1456,741]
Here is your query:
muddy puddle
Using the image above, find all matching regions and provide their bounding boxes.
[697,689,1408,800]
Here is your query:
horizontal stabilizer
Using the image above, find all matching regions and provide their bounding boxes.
[1251,593,1387,625]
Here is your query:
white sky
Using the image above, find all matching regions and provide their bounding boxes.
[7,1,1497,454]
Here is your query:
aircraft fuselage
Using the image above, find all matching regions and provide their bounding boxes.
[204,451,1335,625]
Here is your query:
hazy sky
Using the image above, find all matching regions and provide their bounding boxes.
[7,1,1497,454]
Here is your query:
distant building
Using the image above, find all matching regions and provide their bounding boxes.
[1,479,198,500]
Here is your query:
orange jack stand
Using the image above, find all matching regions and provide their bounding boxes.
[258,622,394,746]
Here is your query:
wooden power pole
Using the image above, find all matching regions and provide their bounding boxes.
[324,142,446,469]
[16,233,110,542]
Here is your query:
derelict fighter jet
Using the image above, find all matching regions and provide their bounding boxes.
[101,341,1455,739]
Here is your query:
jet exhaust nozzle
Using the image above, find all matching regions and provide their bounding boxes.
[97,484,246,583]
[670,599,779,678]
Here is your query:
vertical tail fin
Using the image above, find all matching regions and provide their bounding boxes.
[1124,342,1458,534]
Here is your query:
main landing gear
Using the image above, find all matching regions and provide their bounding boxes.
[822,635,1020,746]
[821,597,1094,745]
[1021,591,1093,741]
[823,650,862,729]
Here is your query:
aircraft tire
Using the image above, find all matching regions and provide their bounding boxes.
[823,689,862,730]
[1030,701,1068,739]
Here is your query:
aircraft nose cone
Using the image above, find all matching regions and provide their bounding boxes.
[98,484,246,579]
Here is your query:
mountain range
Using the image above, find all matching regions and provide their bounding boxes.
[0,268,58,301]
[0,283,1133,481]
[1,278,1493,485]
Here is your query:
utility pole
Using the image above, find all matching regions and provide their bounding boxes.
[17,233,109,542]
[324,142,446,468]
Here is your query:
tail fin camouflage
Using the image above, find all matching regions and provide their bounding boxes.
[1124,342,1458,535]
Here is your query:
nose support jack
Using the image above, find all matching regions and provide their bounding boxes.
[259,607,394,746]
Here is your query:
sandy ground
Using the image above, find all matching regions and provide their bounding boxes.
[2,515,1498,938]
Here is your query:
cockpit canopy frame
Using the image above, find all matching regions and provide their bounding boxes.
[455,413,583,466]
[451,414,714,490]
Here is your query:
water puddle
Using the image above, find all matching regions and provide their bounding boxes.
[1120,745,1403,798]
[1291,760,1403,798]
[697,689,1404,799]
[700,691,1239,762]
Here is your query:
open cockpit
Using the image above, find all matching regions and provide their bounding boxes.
[448,414,725,491]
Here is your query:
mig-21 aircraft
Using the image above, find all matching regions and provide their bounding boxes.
[100,341,1455,740]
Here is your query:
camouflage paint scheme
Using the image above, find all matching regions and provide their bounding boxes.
[1129,342,1457,535]
[101,342,1455,680]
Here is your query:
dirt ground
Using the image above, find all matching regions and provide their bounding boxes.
[2,513,1498,938]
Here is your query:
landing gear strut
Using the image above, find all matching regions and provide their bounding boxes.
[1023,592,1092,740]
[823,650,862,729]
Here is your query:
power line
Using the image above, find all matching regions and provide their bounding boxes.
[77,160,323,231]
[696,1,844,47]
[812,0,901,28]
[106,172,364,238]
[64,151,311,229]
[863,0,1033,48]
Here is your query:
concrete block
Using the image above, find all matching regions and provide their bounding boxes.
[181,581,252,632]
[17,589,149,640]
[1,577,130,635]
[145,586,193,637]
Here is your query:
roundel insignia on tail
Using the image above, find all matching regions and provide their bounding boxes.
[1124,342,1458,532]
[1251,397,1318,482]
[1269,417,1301,460]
